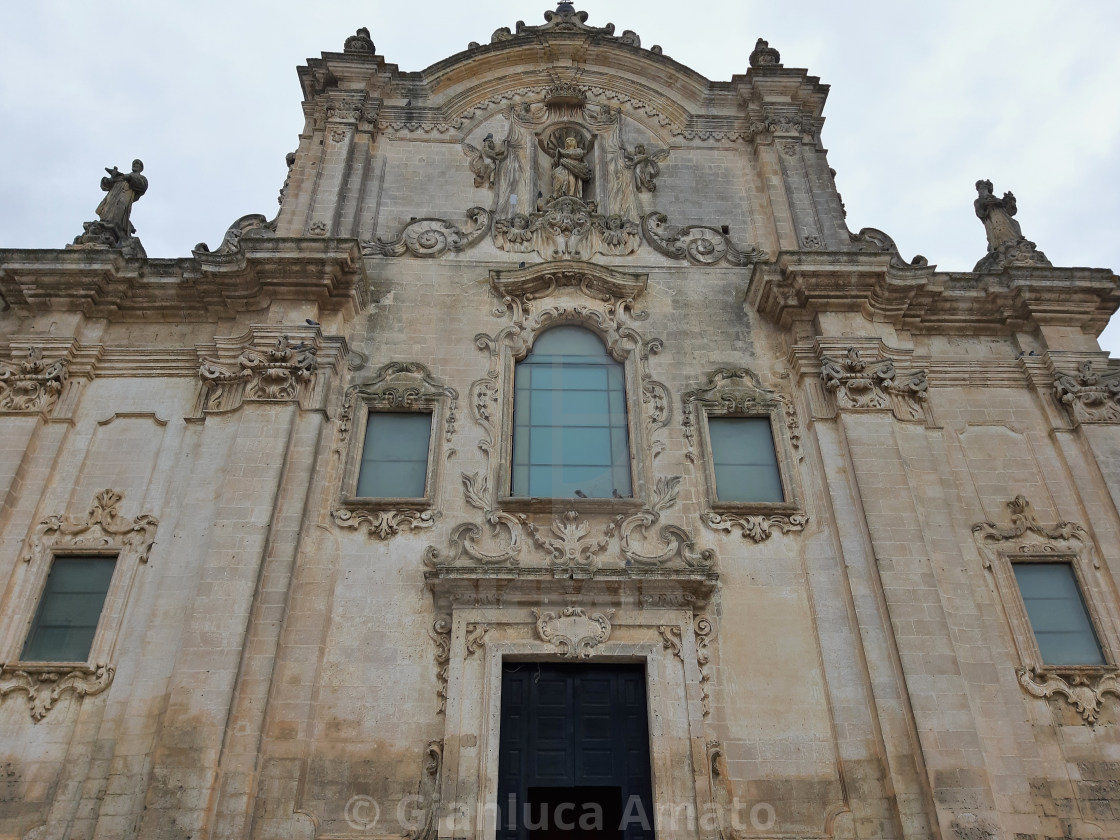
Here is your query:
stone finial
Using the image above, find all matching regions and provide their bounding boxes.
[973,179,1051,272]
[68,159,148,258]
[344,27,375,54]
[750,38,782,68]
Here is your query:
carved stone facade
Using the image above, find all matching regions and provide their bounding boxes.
[1,6,1119,840]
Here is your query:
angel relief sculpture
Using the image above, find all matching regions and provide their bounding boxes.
[462,133,508,188]
[538,128,594,200]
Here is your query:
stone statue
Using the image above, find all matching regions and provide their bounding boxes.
[538,130,594,200]
[69,159,148,257]
[623,143,669,193]
[972,179,1050,272]
[462,134,508,188]
[974,179,1023,251]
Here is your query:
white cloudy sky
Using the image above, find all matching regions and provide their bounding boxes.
[3,1,1118,349]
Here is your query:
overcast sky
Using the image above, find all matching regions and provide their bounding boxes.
[3,1,1118,350]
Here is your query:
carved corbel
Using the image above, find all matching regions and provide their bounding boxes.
[0,347,68,413]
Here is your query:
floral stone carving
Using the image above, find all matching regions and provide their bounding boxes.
[23,488,158,565]
[820,347,927,420]
[0,347,67,413]
[362,207,492,258]
[971,495,1086,548]
[331,508,437,540]
[424,473,524,567]
[702,510,807,543]
[642,212,766,267]
[1054,360,1120,423]
[199,335,316,408]
[494,196,640,261]
[533,606,614,658]
[0,664,115,722]
[527,511,611,570]
[430,616,451,714]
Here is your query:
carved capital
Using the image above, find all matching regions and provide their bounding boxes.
[199,335,317,410]
[0,347,68,413]
[533,606,614,658]
[820,346,927,420]
[1054,360,1120,423]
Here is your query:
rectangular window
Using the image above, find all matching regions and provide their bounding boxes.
[1013,562,1105,666]
[22,555,117,662]
[356,412,432,498]
[708,417,784,503]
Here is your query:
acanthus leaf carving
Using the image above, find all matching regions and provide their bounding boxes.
[1054,360,1120,423]
[695,614,714,716]
[465,623,490,656]
[23,489,158,565]
[363,207,492,258]
[658,625,683,659]
[0,347,68,413]
[642,212,766,267]
[526,510,610,570]
[330,508,436,540]
[0,664,115,722]
[533,606,614,658]
[493,197,640,261]
[199,335,316,408]
[615,476,715,569]
[1018,667,1120,725]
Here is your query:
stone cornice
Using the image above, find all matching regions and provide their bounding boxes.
[748,252,1120,334]
[0,238,367,320]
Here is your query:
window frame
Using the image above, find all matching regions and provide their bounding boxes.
[337,362,456,513]
[684,368,804,520]
[995,551,1116,673]
[497,322,650,513]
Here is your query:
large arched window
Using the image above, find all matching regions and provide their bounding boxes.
[512,326,632,499]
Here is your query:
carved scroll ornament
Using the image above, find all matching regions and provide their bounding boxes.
[642,212,766,267]
[971,495,1086,549]
[615,476,714,569]
[1054,360,1120,423]
[23,489,158,565]
[331,508,436,540]
[1018,667,1120,725]
[424,473,524,568]
[362,207,492,258]
[0,348,68,413]
[493,197,640,261]
[533,606,614,658]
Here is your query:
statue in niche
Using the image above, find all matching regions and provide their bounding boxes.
[974,179,1023,250]
[97,160,148,238]
[538,129,594,200]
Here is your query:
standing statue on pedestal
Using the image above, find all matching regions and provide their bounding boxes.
[69,159,148,258]
[972,179,1050,272]
[539,130,594,200]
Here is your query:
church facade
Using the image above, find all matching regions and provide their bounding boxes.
[1,6,1120,840]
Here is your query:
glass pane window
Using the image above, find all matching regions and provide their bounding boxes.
[22,555,116,662]
[357,412,432,498]
[1013,562,1105,666]
[708,417,784,503]
[512,326,632,499]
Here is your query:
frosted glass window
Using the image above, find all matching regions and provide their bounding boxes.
[22,555,116,662]
[708,417,784,503]
[357,412,432,498]
[1013,563,1105,666]
[512,326,632,499]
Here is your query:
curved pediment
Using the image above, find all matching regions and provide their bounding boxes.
[490,260,647,304]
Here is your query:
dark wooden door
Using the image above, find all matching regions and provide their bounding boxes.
[497,663,654,840]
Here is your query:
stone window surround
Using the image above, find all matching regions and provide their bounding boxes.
[989,549,1117,674]
[336,362,457,514]
[683,368,805,523]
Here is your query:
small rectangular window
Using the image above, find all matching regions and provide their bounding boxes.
[1012,562,1105,666]
[708,417,784,503]
[357,412,432,498]
[22,555,117,662]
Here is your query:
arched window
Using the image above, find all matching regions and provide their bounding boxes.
[512,326,632,499]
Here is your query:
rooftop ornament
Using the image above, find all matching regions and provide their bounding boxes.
[68,159,148,259]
